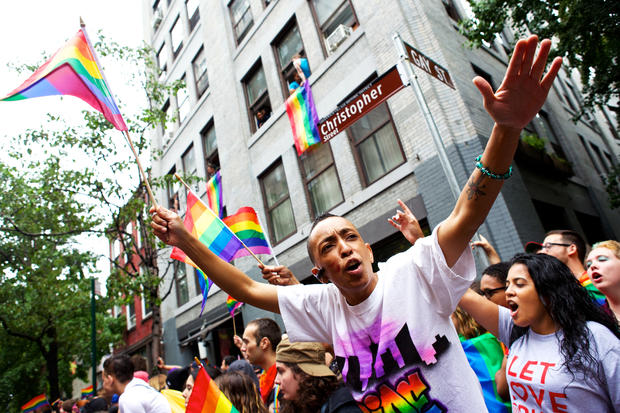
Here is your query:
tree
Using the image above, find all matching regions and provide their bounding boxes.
[460,0,619,116]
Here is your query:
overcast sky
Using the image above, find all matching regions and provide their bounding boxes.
[0,1,147,287]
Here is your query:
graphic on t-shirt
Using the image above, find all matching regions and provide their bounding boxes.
[335,321,449,412]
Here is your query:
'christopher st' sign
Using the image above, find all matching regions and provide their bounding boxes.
[402,42,455,90]
[318,66,404,143]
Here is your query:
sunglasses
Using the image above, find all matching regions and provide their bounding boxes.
[481,286,506,298]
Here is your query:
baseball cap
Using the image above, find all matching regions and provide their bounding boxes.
[276,337,335,377]
[525,241,542,253]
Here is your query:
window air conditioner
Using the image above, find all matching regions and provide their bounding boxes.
[153,10,163,31]
[326,24,353,54]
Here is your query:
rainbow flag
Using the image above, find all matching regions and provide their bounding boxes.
[226,295,243,316]
[81,385,94,399]
[1,28,127,131]
[578,272,607,307]
[285,81,320,155]
[222,207,272,259]
[21,394,49,413]
[206,171,224,218]
[186,365,239,413]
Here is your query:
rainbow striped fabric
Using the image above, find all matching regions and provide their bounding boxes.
[285,81,320,155]
[222,207,272,259]
[226,295,243,316]
[206,171,224,218]
[81,385,94,399]
[186,364,240,413]
[1,28,127,131]
[21,394,49,413]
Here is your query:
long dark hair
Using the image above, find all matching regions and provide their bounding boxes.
[215,371,267,413]
[509,253,620,381]
[278,362,340,413]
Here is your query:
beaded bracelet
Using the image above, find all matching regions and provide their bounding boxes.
[475,155,513,180]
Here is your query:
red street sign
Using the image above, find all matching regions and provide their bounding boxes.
[318,66,405,143]
[402,42,455,89]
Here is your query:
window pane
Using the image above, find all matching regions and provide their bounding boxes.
[301,144,332,180]
[307,166,343,216]
[187,0,200,31]
[171,18,184,55]
[231,0,253,42]
[182,146,196,174]
[312,0,343,26]
[202,125,217,157]
[193,48,209,96]
[277,26,302,66]
[350,104,390,142]
[323,3,355,38]
[270,198,295,241]
[177,264,189,306]
[358,123,404,183]
[246,66,267,105]
[263,164,289,206]
[177,81,190,123]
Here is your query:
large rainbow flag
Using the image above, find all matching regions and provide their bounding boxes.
[285,81,320,155]
[21,394,49,413]
[81,384,94,399]
[186,364,239,413]
[222,207,272,260]
[226,295,243,316]
[1,27,127,131]
[206,171,224,218]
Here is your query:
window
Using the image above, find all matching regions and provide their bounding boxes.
[141,296,152,319]
[243,62,272,132]
[193,47,209,97]
[557,79,578,112]
[535,112,566,158]
[442,0,461,23]
[260,161,296,243]
[176,76,190,124]
[152,0,164,32]
[156,43,168,80]
[175,262,190,307]
[201,123,220,178]
[170,17,184,58]
[310,0,358,41]
[589,142,610,175]
[299,143,344,218]
[182,144,198,200]
[186,0,200,32]
[167,166,179,211]
[230,0,253,44]
[112,238,121,259]
[578,135,604,176]
[161,99,171,136]
[471,64,495,90]
[113,304,123,319]
[273,21,305,98]
[126,300,136,328]
[349,103,405,185]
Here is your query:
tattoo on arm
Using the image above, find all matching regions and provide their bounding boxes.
[467,175,487,201]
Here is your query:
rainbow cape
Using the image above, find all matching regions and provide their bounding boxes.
[186,364,240,413]
[81,385,94,399]
[226,295,243,316]
[21,394,49,413]
[206,171,224,218]
[222,207,272,259]
[460,333,510,413]
[170,190,243,313]
[285,81,320,155]
[1,28,127,131]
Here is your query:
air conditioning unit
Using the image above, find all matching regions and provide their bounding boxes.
[326,24,353,54]
[153,10,163,31]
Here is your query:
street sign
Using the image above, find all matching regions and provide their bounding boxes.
[317,65,405,142]
[402,41,455,89]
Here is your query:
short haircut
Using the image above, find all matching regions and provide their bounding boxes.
[482,262,510,284]
[103,354,134,384]
[306,213,340,264]
[223,355,237,367]
[546,229,586,262]
[592,240,620,259]
[247,318,282,352]
[130,354,147,371]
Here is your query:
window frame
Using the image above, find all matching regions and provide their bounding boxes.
[186,0,200,32]
[176,75,190,124]
[170,16,184,59]
[242,60,272,133]
[126,300,136,329]
[308,0,359,56]
[201,121,220,177]
[259,159,297,245]
[192,46,209,98]
[271,18,306,99]
[175,262,190,307]
[229,0,254,45]
[166,166,179,211]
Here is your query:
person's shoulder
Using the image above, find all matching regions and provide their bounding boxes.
[586,321,620,343]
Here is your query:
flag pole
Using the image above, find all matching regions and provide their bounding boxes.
[80,18,158,208]
[232,312,237,337]
[174,173,264,266]
[256,213,279,266]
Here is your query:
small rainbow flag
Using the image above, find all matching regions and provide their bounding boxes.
[226,295,243,316]
[81,384,94,399]
[578,272,607,307]
[21,394,49,413]
[222,207,272,260]
[206,171,224,218]
[186,364,239,413]
[1,27,127,131]
[285,81,320,155]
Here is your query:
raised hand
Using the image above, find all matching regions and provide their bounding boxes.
[259,263,300,285]
[470,234,501,265]
[149,205,189,247]
[388,199,424,245]
[473,35,562,130]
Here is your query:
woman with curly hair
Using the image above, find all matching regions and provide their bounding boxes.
[460,253,620,412]
[275,337,361,413]
[586,240,620,321]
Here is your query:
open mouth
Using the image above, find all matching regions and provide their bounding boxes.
[591,272,603,282]
[344,259,361,273]
[507,300,519,316]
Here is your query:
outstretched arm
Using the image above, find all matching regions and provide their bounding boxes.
[388,199,424,245]
[150,206,280,313]
[438,35,562,267]
[471,234,501,265]
[459,289,500,338]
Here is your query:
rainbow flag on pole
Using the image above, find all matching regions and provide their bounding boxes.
[226,295,243,316]
[81,385,94,399]
[206,171,224,218]
[222,207,272,259]
[186,364,239,413]
[285,81,320,155]
[21,394,49,413]
[1,27,127,131]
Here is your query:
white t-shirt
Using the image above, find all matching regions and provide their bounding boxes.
[498,306,620,412]
[119,378,172,413]
[278,226,487,412]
